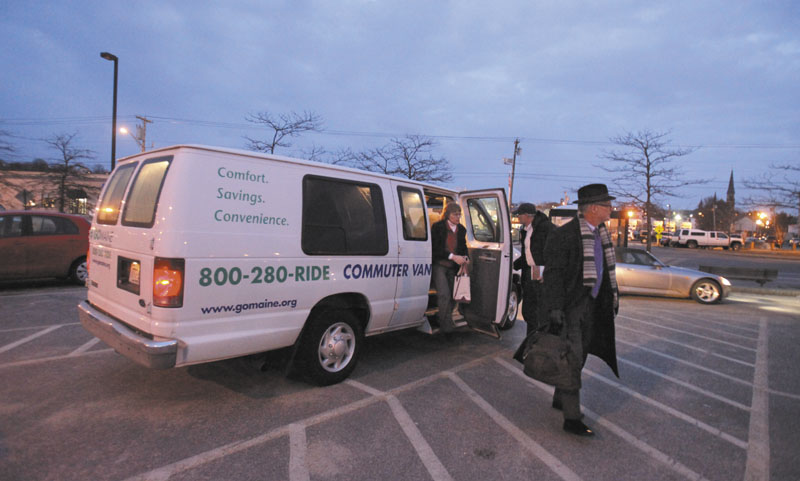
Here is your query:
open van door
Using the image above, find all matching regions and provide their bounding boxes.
[458,189,512,338]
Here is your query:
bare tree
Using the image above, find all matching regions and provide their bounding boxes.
[598,130,706,251]
[45,133,97,212]
[743,162,800,217]
[244,110,322,154]
[354,135,453,183]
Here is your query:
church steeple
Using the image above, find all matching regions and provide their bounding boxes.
[726,170,735,207]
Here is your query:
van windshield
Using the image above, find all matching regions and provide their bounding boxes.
[122,156,172,227]
[96,163,137,225]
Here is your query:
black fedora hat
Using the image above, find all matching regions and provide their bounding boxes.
[573,183,616,205]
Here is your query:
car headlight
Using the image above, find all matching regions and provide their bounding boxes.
[720,277,732,286]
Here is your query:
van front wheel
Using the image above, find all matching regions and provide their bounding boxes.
[298,311,362,386]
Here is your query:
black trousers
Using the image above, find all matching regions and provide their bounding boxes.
[520,266,543,336]
[552,295,596,421]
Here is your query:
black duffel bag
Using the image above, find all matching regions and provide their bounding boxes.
[513,328,580,391]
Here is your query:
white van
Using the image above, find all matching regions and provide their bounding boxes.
[78,145,514,385]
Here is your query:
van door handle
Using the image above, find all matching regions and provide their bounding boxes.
[478,255,496,262]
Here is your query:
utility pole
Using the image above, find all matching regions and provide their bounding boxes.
[135,115,153,152]
[507,138,521,209]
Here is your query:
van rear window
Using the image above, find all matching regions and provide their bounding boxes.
[96,163,137,225]
[302,176,388,255]
[122,156,172,228]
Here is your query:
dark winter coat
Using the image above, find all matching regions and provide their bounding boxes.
[542,217,619,377]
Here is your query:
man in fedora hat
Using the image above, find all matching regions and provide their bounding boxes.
[512,202,554,336]
[542,183,620,436]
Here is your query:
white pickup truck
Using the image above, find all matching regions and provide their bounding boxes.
[676,229,742,250]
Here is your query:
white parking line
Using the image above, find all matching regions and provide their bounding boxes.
[345,380,453,481]
[288,423,310,481]
[744,318,770,481]
[123,350,505,481]
[616,357,751,412]
[0,322,81,334]
[616,339,754,387]
[0,348,114,369]
[494,358,712,481]
[447,371,582,481]
[617,325,755,367]
[650,316,758,341]
[387,395,454,481]
[0,325,61,354]
[618,315,757,352]
[69,337,100,356]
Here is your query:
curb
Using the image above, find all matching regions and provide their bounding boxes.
[730,286,800,297]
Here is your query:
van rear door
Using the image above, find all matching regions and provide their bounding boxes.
[458,189,512,338]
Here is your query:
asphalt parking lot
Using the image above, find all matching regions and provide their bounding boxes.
[1,286,799,481]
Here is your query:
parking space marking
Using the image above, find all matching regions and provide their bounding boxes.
[744,317,770,481]
[640,312,759,341]
[618,315,757,352]
[346,380,453,481]
[446,371,582,481]
[616,357,751,412]
[0,322,80,334]
[123,350,505,481]
[0,325,61,354]
[495,358,712,481]
[68,337,100,356]
[0,347,114,369]
[387,395,454,481]
[584,367,748,448]
[616,339,754,387]
[617,325,755,367]
[289,423,310,481]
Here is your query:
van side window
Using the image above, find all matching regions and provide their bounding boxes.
[97,163,137,225]
[467,196,503,242]
[122,156,173,228]
[302,176,388,255]
[397,187,427,241]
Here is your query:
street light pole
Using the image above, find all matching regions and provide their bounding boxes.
[100,52,118,171]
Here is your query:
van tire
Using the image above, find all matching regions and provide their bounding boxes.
[687,240,698,249]
[297,310,362,386]
[499,286,519,330]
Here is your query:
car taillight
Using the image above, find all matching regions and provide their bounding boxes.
[153,257,185,308]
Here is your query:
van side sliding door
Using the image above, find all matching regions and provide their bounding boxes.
[458,189,512,338]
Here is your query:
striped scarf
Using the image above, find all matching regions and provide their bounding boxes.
[578,211,618,307]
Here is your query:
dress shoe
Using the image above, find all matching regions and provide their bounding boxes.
[551,399,563,411]
[563,419,595,437]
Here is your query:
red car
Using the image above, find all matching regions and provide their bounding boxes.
[0,210,90,284]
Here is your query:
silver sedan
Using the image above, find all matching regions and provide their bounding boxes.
[615,247,731,304]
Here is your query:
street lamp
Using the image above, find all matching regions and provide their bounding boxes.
[100,52,118,171]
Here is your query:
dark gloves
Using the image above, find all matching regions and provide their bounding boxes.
[513,256,523,271]
[548,309,565,331]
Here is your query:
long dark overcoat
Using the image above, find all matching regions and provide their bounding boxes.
[542,217,619,378]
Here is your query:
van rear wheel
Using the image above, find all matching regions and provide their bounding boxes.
[297,310,362,386]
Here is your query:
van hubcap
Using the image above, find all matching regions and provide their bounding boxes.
[318,323,355,372]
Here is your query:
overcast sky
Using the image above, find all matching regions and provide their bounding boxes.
[2,1,798,210]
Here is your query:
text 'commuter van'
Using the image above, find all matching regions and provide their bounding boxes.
[79,145,516,385]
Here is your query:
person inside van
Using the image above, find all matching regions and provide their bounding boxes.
[431,203,469,333]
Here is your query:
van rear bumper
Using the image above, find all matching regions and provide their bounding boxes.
[78,300,177,369]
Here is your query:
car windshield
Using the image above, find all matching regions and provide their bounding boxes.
[616,248,664,267]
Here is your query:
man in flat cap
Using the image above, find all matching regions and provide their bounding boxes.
[542,183,620,437]
[512,203,554,336]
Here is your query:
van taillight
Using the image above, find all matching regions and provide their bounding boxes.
[153,257,184,308]
[87,249,91,278]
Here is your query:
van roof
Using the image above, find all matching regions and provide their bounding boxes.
[116,144,459,194]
